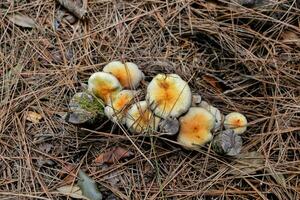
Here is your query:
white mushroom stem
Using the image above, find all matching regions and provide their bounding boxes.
[200,101,223,132]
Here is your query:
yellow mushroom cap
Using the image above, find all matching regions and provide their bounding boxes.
[146,74,192,119]
[177,107,215,149]
[126,101,160,133]
[103,61,144,88]
[88,72,122,104]
[200,101,223,132]
[104,90,138,124]
[224,112,247,134]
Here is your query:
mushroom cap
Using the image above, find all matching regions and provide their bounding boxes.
[103,61,144,88]
[126,101,160,133]
[146,74,192,119]
[88,72,122,104]
[104,90,138,124]
[224,112,247,134]
[177,107,215,149]
[200,101,223,132]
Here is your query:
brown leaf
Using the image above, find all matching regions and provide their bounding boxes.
[8,14,36,28]
[56,185,88,199]
[202,74,228,93]
[229,151,265,175]
[94,147,134,165]
[59,164,78,184]
[281,30,300,47]
[26,111,42,123]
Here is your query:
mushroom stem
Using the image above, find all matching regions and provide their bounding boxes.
[211,129,242,156]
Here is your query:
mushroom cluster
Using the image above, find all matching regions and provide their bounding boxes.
[69,60,248,156]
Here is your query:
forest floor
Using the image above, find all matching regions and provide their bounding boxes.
[1,0,300,199]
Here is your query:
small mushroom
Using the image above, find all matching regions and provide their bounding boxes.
[211,129,242,156]
[104,90,138,124]
[103,61,144,88]
[126,101,160,133]
[191,94,202,106]
[224,112,247,134]
[199,101,223,132]
[158,117,180,136]
[177,107,215,149]
[66,92,104,124]
[146,74,192,119]
[88,72,122,104]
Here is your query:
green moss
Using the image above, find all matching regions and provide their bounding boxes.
[73,92,104,115]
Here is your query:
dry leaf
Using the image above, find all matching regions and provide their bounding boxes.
[94,147,134,165]
[8,14,36,28]
[59,164,78,184]
[281,30,300,47]
[57,185,87,199]
[202,74,228,92]
[26,111,42,123]
[229,151,265,175]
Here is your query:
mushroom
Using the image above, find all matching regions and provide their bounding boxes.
[104,90,138,124]
[103,61,144,89]
[191,94,202,106]
[211,129,242,156]
[224,112,247,134]
[126,101,160,133]
[199,101,223,132]
[146,74,192,119]
[177,107,215,149]
[88,72,122,104]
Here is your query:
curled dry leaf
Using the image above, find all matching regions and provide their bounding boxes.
[228,151,264,175]
[57,185,87,199]
[94,147,134,165]
[26,111,42,123]
[8,14,36,28]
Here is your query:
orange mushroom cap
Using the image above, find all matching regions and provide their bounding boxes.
[88,72,122,104]
[146,74,192,119]
[104,90,138,124]
[177,107,215,149]
[126,101,160,133]
[103,61,144,89]
[224,112,247,134]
